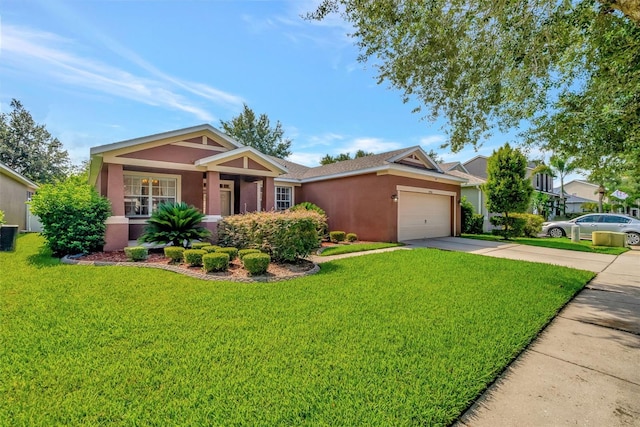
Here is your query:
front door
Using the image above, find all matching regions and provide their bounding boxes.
[220,180,234,216]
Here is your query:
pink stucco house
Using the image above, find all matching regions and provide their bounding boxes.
[89,124,466,251]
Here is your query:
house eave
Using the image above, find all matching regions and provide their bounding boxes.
[0,162,38,189]
[90,124,242,156]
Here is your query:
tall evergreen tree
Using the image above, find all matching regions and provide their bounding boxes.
[482,144,533,238]
[220,104,292,158]
[0,99,71,183]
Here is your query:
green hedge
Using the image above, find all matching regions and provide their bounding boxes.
[330,231,346,243]
[124,246,148,261]
[29,176,111,256]
[238,249,262,260]
[202,245,221,253]
[217,210,326,262]
[216,247,238,261]
[511,213,545,237]
[183,249,206,267]
[191,242,211,250]
[203,252,229,272]
[164,246,185,263]
[243,253,270,275]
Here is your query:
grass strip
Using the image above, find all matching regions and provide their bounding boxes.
[320,242,402,256]
[462,233,628,255]
[1,234,593,426]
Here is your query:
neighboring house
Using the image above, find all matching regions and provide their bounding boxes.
[562,180,603,204]
[555,192,597,214]
[0,161,39,231]
[455,155,562,229]
[89,124,466,251]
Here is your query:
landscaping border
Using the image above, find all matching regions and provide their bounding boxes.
[61,256,320,283]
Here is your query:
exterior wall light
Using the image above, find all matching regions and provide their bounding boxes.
[391,194,398,202]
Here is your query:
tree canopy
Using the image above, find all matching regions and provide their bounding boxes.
[220,104,292,158]
[0,99,71,183]
[319,149,373,165]
[482,144,533,237]
[308,1,640,179]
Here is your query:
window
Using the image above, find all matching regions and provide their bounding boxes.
[576,215,600,223]
[602,215,630,224]
[276,186,292,210]
[124,175,177,217]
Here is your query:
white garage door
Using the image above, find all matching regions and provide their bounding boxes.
[398,191,452,241]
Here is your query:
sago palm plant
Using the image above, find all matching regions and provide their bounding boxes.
[138,202,211,248]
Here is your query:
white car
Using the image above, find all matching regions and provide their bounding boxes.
[542,213,640,246]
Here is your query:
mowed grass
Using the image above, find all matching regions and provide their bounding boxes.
[320,242,402,256]
[462,233,629,255]
[1,234,593,426]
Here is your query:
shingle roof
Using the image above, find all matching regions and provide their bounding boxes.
[274,146,454,181]
[446,170,485,186]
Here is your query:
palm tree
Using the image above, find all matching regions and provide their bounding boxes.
[549,155,578,216]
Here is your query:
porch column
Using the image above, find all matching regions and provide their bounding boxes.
[107,163,125,216]
[264,177,275,211]
[104,163,129,251]
[206,171,221,215]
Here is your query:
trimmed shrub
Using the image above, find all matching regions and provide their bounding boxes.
[238,248,261,260]
[183,249,206,267]
[138,202,210,248]
[203,252,229,272]
[346,233,358,242]
[29,176,111,256]
[330,231,346,243]
[202,245,221,253]
[0,210,5,225]
[490,215,527,239]
[164,246,185,263]
[216,247,238,261]
[243,253,270,275]
[217,210,327,262]
[468,214,484,234]
[511,213,545,237]
[191,242,211,250]
[289,201,326,216]
[124,246,148,261]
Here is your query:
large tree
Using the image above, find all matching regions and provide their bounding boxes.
[0,99,71,183]
[482,144,533,239]
[220,104,292,158]
[308,1,640,178]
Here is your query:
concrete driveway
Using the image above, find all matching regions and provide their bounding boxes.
[404,236,617,272]
[403,237,640,426]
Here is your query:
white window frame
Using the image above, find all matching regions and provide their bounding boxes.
[275,186,293,210]
[123,171,181,218]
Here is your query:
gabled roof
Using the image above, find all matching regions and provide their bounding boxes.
[274,146,466,184]
[0,161,38,189]
[564,179,599,188]
[446,170,485,186]
[90,123,242,155]
[439,161,469,173]
[195,146,288,175]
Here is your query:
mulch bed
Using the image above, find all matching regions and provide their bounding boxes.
[72,250,318,282]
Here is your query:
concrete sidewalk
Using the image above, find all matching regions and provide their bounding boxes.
[404,239,640,426]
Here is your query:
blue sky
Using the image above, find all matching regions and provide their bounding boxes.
[2,0,566,172]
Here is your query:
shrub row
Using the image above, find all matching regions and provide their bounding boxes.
[490,213,544,239]
[217,210,326,262]
[329,231,358,243]
[160,245,270,275]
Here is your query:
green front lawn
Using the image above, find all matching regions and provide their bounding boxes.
[320,242,402,256]
[462,233,629,255]
[1,234,593,425]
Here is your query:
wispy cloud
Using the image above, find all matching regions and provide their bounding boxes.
[419,135,447,146]
[1,24,244,121]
